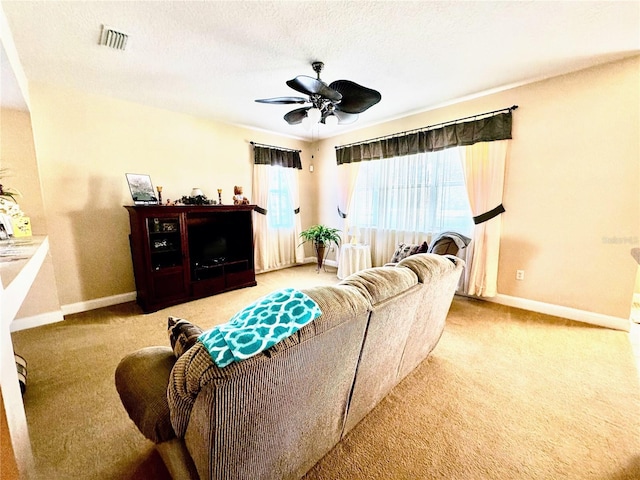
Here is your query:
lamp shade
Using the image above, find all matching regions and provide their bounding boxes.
[190,188,204,197]
[307,107,322,124]
[325,114,339,126]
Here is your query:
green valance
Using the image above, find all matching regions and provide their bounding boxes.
[253,145,302,169]
[336,110,514,165]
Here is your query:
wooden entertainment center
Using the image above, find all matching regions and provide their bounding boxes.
[125,204,256,313]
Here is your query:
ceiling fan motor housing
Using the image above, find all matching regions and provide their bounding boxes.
[312,61,324,78]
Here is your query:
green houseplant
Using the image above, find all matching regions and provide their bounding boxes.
[299,224,341,271]
[0,168,20,202]
[0,169,23,219]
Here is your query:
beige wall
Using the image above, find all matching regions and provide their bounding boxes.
[0,107,61,319]
[315,56,640,320]
[0,109,45,232]
[17,56,640,320]
[27,83,313,308]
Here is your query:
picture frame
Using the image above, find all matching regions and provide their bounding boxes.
[126,173,158,205]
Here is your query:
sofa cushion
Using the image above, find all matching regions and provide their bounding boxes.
[396,253,466,379]
[340,267,418,306]
[397,253,461,283]
[168,316,203,358]
[198,288,322,368]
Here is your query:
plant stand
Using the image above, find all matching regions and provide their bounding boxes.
[314,242,327,272]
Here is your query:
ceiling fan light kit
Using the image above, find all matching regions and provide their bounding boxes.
[256,61,381,128]
[307,107,322,124]
[325,114,339,127]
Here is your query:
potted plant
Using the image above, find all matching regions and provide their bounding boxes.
[0,169,20,203]
[299,224,341,271]
[0,169,22,219]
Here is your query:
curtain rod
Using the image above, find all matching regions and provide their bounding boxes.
[250,141,301,153]
[335,105,518,150]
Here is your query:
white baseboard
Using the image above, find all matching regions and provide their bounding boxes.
[61,292,137,316]
[301,256,338,268]
[485,294,630,332]
[10,293,137,332]
[12,282,628,334]
[10,310,64,332]
[19,261,338,330]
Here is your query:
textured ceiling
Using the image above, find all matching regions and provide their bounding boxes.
[1,1,639,140]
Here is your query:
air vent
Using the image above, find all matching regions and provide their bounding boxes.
[99,25,128,51]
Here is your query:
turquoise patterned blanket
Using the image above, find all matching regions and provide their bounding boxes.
[198,288,322,368]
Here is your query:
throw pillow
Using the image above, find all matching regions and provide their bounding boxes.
[167,316,203,358]
[416,241,429,254]
[390,243,413,263]
[390,242,428,263]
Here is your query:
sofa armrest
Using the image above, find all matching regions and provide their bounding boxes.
[115,346,177,443]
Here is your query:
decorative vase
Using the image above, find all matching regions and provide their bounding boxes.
[314,241,325,272]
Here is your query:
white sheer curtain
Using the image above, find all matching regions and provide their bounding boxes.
[252,164,304,273]
[460,140,509,297]
[347,148,474,266]
[337,160,361,220]
[252,163,271,272]
[284,166,305,265]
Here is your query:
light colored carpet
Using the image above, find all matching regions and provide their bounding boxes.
[11,264,640,479]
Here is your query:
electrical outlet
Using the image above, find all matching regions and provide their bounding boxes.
[516,270,525,281]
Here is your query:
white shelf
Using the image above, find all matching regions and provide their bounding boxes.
[0,235,48,478]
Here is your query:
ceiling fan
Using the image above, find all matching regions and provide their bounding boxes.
[255,61,381,127]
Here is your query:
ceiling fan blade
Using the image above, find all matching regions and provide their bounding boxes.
[286,76,342,102]
[334,110,359,125]
[255,96,307,104]
[329,80,381,114]
[284,107,311,125]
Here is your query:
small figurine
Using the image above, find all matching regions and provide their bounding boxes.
[156,186,163,205]
[233,186,250,205]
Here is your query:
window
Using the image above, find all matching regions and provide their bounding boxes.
[267,166,294,229]
[349,148,473,237]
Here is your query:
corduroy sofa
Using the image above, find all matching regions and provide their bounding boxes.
[115,253,464,480]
